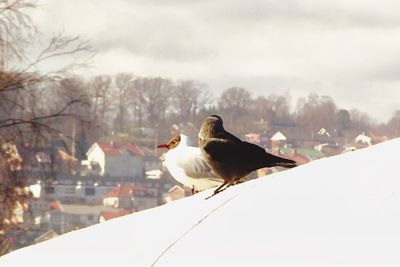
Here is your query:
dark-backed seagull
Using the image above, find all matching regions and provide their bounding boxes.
[199,115,297,197]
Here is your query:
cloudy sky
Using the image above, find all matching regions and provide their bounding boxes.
[32,0,400,122]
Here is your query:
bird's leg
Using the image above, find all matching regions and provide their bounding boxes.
[191,186,199,195]
[227,181,236,187]
[232,178,245,185]
[206,177,246,199]
[214,181,228,194]
[205,181,228,200]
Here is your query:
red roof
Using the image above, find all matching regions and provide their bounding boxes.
[49,201,63,211]
[287,154,310,165]
[275,150,311,165]
[106,183,135,198]
[98,143,144,157]
[100,210,132,221]
[58,150,77,161]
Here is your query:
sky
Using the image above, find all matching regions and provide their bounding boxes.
[31,0,400,122]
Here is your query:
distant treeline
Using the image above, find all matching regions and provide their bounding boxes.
[33,74,399,147]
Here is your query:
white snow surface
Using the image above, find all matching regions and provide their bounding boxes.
[2,138,400,266]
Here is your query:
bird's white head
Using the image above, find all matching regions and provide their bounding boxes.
[157,134,192,150]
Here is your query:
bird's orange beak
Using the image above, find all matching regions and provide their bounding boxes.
[157,144,169,149]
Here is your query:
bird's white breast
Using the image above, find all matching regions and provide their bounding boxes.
[163,145,222,190]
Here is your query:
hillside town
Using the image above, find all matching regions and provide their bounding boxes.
[2,0,400,257]
[0,122,390,253]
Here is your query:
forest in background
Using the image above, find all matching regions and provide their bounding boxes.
[14,73,398,153]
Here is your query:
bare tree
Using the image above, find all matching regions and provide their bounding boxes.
[254,93,292,125]
[218,87,252,129]
[349,108,372,132]
[87,75,113,138]
[270,93,292,125]
[113,73,134,133]
[336,109,351,134]
[387,110,400,137]
[53,77,92,158]
[172,80,210,123]
[0,0,92,254]
[296,93,337,138]
[0,0,37,67]
[132,77,173,127]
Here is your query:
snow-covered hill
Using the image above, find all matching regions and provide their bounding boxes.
[2,139,400,267]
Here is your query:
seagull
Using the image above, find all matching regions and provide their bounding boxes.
[199,115,297,198]
[157,134,224,193]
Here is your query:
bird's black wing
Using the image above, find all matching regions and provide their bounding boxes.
[215,131,242,143]
[240,141,297,168]
[201,138,241,162]
[203,139,296,170]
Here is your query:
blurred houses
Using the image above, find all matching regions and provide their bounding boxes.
[84,142,144,178]
[6,138,177,253]
[245,133,261,145]
[101,182,165,212]
[247,122,390,164]
[165,185,187,202]
[270,131,287,151]
[99,210,132,223]
[354,133,371,148]
[29,199,122,234]
[34,230,58,244]
[103,183,135,209]
[46,201,122,233]
[139,145,163,173]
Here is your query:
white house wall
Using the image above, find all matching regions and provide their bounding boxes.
[103,197,119,208]
[86,144,106,176]
[144,160,161,172]
[105,155,143,178]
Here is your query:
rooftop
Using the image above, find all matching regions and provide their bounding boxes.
[49,201,122,215]
[105,183,135,198]
[97,143,144,157]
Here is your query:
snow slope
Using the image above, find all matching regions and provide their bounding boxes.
[2,138,400,267]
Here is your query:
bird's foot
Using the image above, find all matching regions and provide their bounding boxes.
[191,186,199,195]
[205,184,228,200]
[205,179,243,200]
[231,180,242,186]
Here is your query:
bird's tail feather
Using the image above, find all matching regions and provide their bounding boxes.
[269,155,297,168]
[276,161,297,168]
